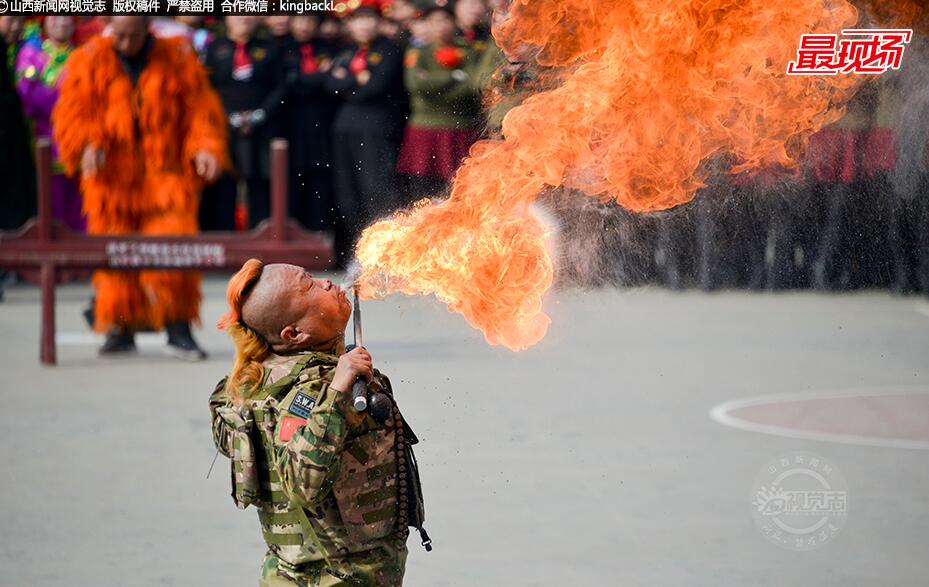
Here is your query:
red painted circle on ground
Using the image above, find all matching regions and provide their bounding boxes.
[713,389,929,448]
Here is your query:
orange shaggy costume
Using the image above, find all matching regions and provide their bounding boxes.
[52,35,227,332]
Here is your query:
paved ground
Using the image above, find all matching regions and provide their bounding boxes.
[1,276,928,586]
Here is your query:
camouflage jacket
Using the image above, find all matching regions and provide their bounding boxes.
[209,351,425,584]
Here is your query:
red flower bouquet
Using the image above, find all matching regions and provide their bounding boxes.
[434,46,464,69]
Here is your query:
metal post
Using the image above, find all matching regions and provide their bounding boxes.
[36,139,56,365]
[270,139,288,241]
[40,262,56,365]
[37,138,52,242]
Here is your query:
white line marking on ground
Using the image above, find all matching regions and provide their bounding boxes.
[709,387,929,451]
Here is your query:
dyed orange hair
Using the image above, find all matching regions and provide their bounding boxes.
[217,259,270,404]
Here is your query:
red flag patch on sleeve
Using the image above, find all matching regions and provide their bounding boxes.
[280,416,307,442]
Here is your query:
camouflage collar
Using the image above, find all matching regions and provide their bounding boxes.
[260,351,338,395]
[266,350,338,365]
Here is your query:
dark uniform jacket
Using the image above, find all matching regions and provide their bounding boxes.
[203,36,286,178]
[205,36,286,119]
[282,38,342,171]
[325,36,408,134]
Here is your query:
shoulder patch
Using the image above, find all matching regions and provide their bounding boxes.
[280,416,307,442]
[288,390,316,419]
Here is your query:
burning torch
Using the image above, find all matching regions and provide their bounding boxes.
[348,284,391,424]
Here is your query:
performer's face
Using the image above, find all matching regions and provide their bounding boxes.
[110,16,149,58]
[0,16,24,44]
[390,0,418,25]
[426,11,456,45]
[265,16,291,37]
[319,18,341,40]
[290,15,319,43]
[225,16,260,42]
[409,18,429,42]
[45,17,75,44]
[347,13,379,45]
[454,0,487,29]
[279,265,352,349]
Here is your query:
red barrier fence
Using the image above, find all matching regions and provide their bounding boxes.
[0,138,334,365]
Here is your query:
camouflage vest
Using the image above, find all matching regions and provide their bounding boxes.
[212,352,429,573]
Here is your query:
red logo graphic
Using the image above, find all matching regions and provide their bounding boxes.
[787,29,912,75]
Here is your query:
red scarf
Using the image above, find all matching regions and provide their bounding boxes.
[349,45,368,75]
[232,41,253,80]
[300,44,318,74]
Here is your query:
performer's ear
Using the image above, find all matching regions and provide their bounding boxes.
[280,324,311,347]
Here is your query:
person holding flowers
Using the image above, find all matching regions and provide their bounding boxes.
[397,3,482,199]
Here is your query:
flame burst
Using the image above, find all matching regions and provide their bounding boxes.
[356,0,872,351]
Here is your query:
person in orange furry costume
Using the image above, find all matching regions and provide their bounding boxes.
[52,16,227,359]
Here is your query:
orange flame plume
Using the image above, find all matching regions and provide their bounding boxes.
[355,0,901,351]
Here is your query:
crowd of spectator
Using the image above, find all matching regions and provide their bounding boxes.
[1,6,928,294]
[1,2,502,269]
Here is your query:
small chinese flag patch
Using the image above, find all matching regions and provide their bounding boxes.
[280,416,307,442]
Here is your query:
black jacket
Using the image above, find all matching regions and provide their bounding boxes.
[281,39,342,165]
[204,36,286,120]
[325,37,408,133]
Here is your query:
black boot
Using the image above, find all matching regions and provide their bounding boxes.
[165,321,208,361]
[99,327,136,356]
[82,297,95,329]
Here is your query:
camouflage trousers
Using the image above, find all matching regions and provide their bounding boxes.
[259,545,408,587]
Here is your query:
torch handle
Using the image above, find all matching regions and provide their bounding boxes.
[352,378,368,411]
[351,286,367,412]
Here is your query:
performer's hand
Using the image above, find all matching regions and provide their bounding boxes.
[332,67,347,80]
[331,347,373,393]
[81,145,105,176]
[193,150,221,183]
[356,70,371,85]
